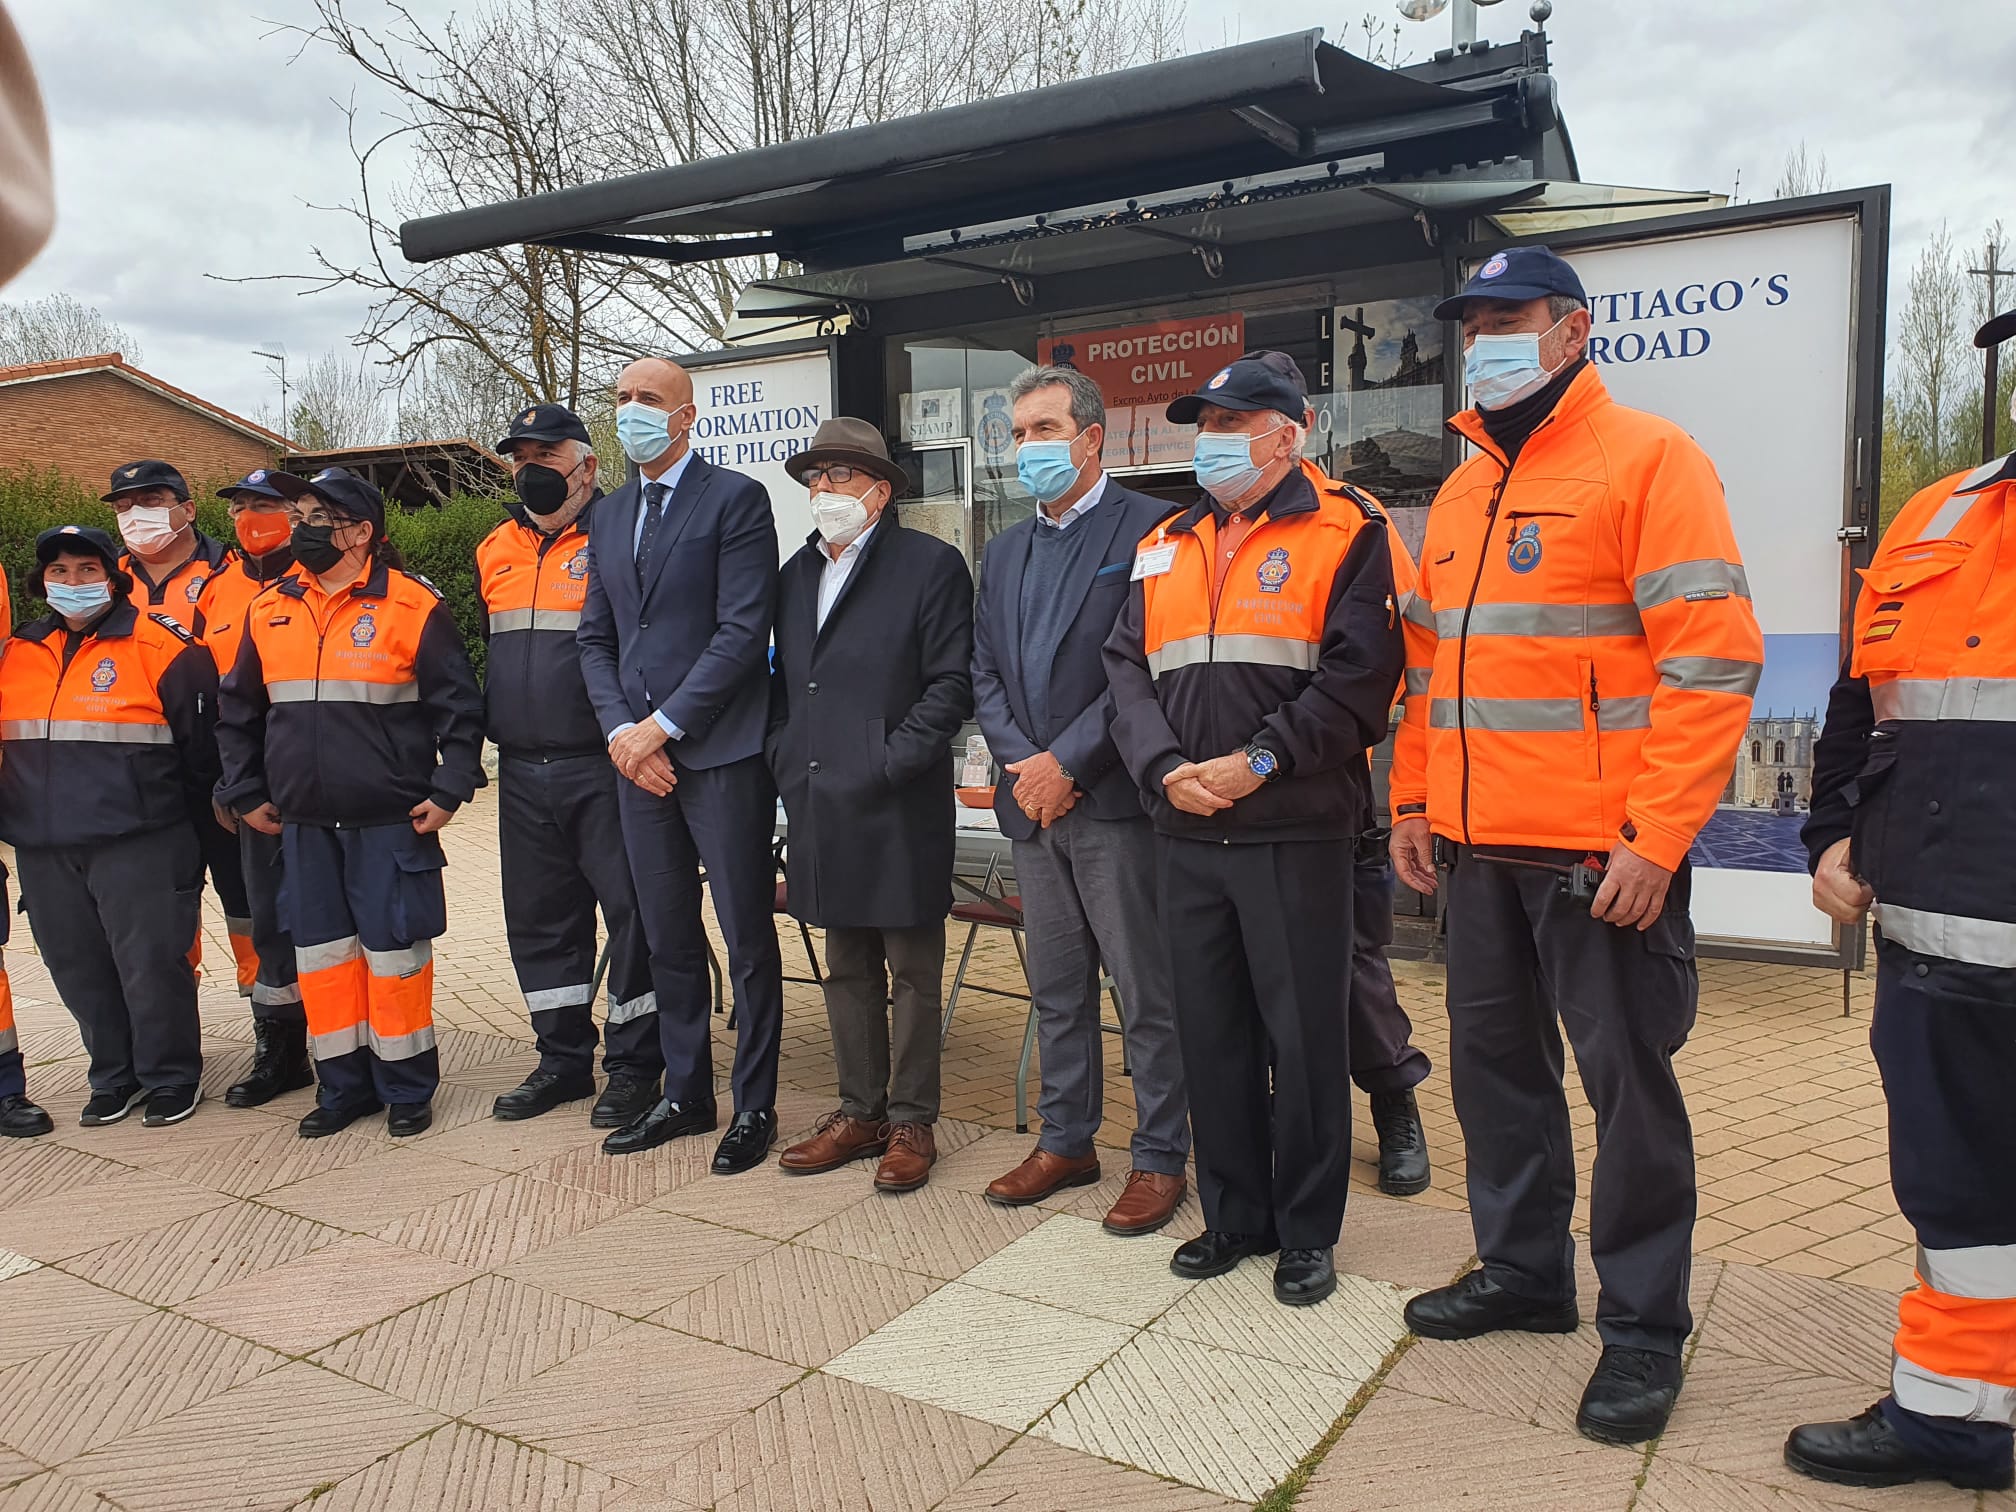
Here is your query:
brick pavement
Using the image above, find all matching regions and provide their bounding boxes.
[0,791,1994,1511]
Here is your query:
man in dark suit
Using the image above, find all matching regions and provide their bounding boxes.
[578,357,783,1174]
[971,365,1191,1238]
[768,419,974,1192]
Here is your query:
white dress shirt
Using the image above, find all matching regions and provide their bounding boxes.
[1036,473,1111,531]
[816,520,878,630]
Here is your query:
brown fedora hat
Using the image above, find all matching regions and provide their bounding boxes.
[783,417,905,490]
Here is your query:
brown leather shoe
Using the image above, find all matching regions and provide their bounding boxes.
[778,1110,888,1174]
[984,1146,1102,1207]
[1102,1170,1187,1236]
[874,1122,936,1192]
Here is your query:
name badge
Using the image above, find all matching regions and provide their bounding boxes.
[1132,543,1178,580]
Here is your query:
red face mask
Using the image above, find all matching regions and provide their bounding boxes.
[234,509,291,558]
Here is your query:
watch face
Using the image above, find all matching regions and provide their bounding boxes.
[1248,746,1277,777]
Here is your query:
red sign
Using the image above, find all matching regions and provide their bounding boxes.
[1038,313,1246,410]
[1039,314,1246,468]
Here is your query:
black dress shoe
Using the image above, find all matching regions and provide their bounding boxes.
[591,1073,661,1130]
[493,1070,595,1122]
[1170,1230,1279,1281]
[1576,1345,1683,1445]
[1786,1404,2014,1491]
[1275,1247,1337,1306]
[226,1021,314,1108]
[602,1096,716,1156]
[712,1109,776,1175]
[1370,1089,1431,1196]
[0,1095,54,1138]
[299,1099,384,1139]
[387,1101,433,1138]
[1404,1268,1580,1340]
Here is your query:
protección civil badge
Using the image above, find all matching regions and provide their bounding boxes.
[90,657,118,691]
[1508,521,1543,574]
[978,391,1013,469]
[351,612,377,648]
[1257,546,1292,594]
[567,549,589,579]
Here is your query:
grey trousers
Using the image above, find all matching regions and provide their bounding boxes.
[1445,845,1698,1356]
[824,922,944,1126]
[1013,813,1189,1175]
[17,823,205,1095]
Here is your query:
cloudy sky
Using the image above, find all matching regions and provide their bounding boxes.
[4,0,2008,424]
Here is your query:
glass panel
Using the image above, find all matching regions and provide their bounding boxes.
[892,441,970,561]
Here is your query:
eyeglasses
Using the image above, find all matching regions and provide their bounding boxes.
[801,464,862,486]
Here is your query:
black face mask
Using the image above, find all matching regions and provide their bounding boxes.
[514,461,576,518]
[290,521,348,574]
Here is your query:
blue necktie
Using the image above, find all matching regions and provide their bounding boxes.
[635,480,668,586]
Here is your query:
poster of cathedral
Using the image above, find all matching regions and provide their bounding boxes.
[1688,633,1836,875]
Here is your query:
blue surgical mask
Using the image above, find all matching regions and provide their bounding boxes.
[1464,315,1570,410]
[1193,430,1270,504]
[46,581,113,620]
[616,401,688,465]
[1015,436,1085,504]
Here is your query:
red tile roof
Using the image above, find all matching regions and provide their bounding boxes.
[0,351,289,447]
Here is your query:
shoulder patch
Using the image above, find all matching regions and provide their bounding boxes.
[1335,483,1384,520]
[148,613,195,643]
[403,571,445,601]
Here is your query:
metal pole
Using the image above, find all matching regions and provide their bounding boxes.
[1453,0,1478,46]
[1969,240,2012,462]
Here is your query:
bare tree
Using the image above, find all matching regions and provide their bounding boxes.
[0,291,142,366]
[1773,141,1833,200]
[252,0,1185,409]
[289,348,388,449]
[1337,12,1406,66]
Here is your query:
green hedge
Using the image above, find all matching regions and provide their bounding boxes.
[0,465,511,679]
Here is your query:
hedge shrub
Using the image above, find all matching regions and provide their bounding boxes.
[0,465,512,678]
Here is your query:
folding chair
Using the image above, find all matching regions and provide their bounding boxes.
[772,838,823,986]
[940,854,1028,1046]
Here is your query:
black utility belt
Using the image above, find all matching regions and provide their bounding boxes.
[1440,840,1609,899]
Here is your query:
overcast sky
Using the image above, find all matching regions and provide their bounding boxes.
[4,0,2007,423]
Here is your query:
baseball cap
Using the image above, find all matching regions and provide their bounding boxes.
[219,467,310,503]
[1433,245,1588,322]
[1166,352,1308,426]
[102,459,190,503]
[299,467,385,531]
[497,402,593,454]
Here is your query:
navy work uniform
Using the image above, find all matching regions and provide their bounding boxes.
[481,404,657,1110]
[217,470,484,1128]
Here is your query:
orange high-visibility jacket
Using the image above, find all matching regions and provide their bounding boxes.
[121,531,232,636]
[195,554,293,677]
[0,600,220,849]
[1388,365,1763,870]
[475,510,606,758]
[1103,461,1404,842]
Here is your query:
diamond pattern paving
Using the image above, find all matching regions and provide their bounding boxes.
[300,1422,628,1512]
[64,1360,443,1512]
[313,1273,630,1416]
[663,1371,1011,1512]
[0,1310,283,1463]
[0,796,1939,1512]
[656,1243,941,1367]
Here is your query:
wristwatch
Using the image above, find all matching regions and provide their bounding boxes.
[1243,742,1281,782]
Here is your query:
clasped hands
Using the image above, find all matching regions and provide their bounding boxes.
[1005,750,1080,828]
[1162,751,1263,816]
[609,719,678,797]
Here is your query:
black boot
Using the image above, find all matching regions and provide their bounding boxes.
[1370,1089,1431,1196]
[226,1020,314,1109]
[1786,1405,2014,1491]
[0,1094,54,1138]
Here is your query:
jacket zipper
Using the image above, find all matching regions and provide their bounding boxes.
[1456,470,1511,843]
[1588,664,1603,780]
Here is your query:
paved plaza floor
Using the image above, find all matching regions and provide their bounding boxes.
[0,791,2002,1511]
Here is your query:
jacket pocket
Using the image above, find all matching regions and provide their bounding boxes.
[865,717,890,788]
[1844,730,1899,886]
[389,832,448,944]
[1850,542,1968,677]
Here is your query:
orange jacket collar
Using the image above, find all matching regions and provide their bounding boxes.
[1446,361,1613,463]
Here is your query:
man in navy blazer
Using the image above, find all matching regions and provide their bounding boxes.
[971,365,1191,1237]
[578,357,784,1174]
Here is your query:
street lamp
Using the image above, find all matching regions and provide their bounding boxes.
[1397,0,1548,47]
[252,346,289,444]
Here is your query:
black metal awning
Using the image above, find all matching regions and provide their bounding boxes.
[399,29,1563,273]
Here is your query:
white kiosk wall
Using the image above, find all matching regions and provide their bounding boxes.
[1552,215,1860,952]
[686,347,834,561]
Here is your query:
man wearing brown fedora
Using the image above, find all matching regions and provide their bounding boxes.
[768,419,975,1192]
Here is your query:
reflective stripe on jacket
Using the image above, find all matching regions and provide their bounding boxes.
[475,511,604,759]
[1810,453,2016,988]
[1103,464,1404,842]
[216,559,485,827]
[1388,365,1762,870]
[0,601,221,848]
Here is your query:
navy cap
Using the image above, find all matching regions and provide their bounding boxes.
[102,459,189,503]
[300,467,385,531]
[1166,351,1308,426]
[219,467,310,503]
[34,524,120,567]
[498,402,593,454]
[1433,245,1588,322]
